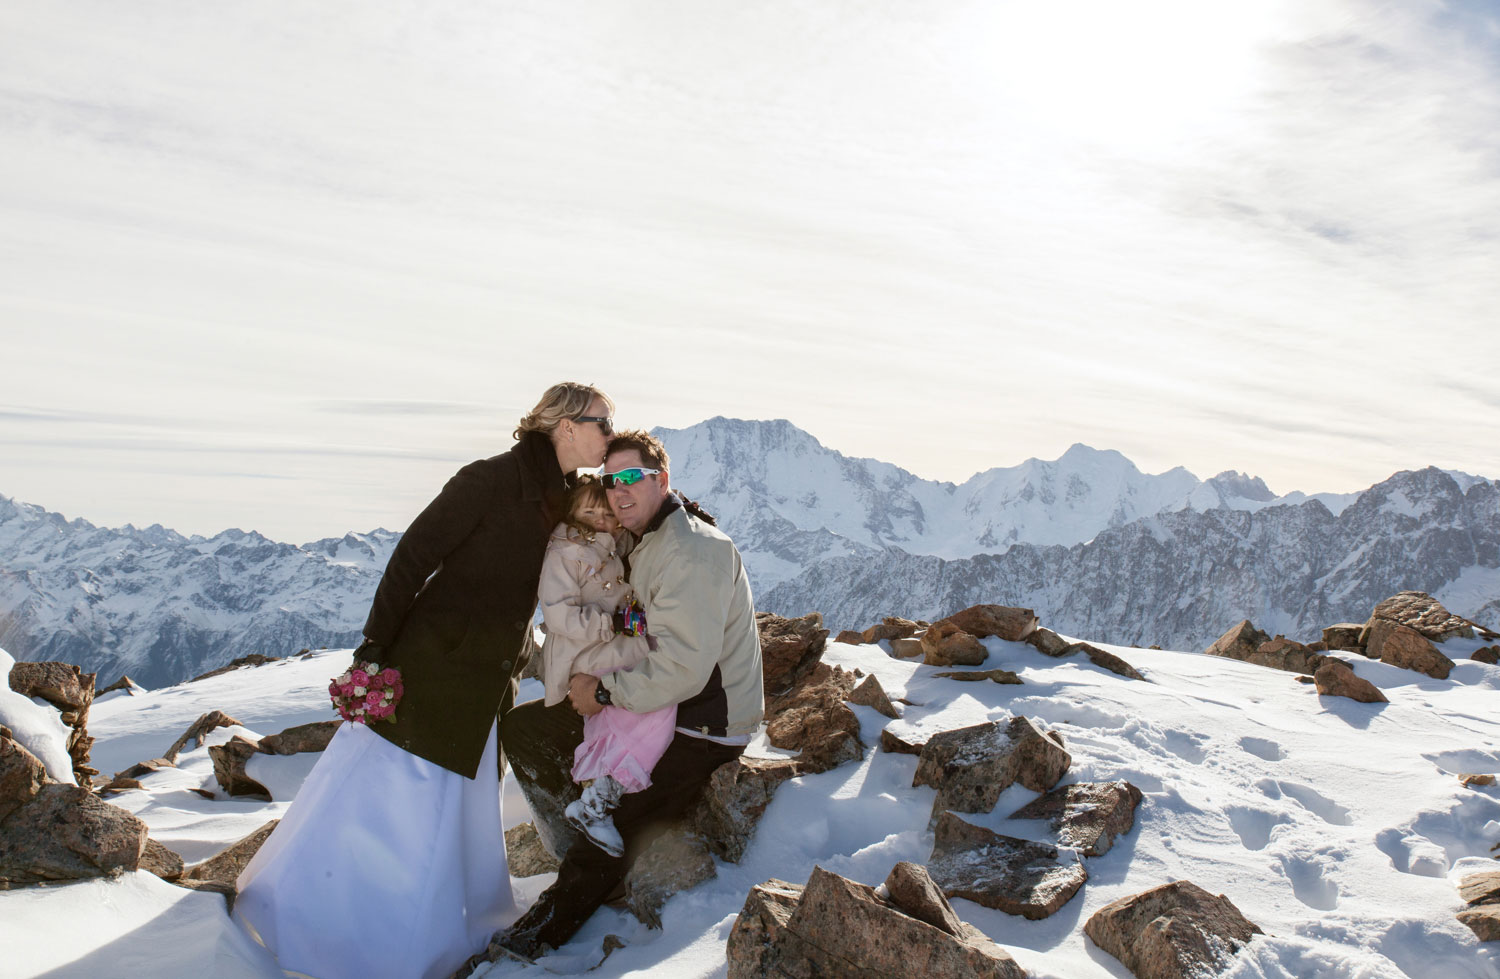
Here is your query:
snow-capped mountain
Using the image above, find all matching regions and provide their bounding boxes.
[0,418,1491,687]
[759,466,1500,645]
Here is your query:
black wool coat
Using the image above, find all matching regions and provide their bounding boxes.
[361,430,570,778]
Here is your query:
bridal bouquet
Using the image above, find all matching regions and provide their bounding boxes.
[329,661,404,724]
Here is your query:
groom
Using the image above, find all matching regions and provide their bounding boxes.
[492,429,764,959]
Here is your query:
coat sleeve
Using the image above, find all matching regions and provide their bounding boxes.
[362,459,496,645]
[536,543,616,643]
[602,535,731,714]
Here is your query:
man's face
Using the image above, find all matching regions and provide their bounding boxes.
[604,448,669,534]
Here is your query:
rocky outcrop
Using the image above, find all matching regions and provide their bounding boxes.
[0,784,149,886]
[208,735,270,799]
[848,674,899,718]
[693,756,803,863]
[140,838,184,880]
[1066,642,1146,680]
[624,827,716,929]
[764,664,862,774]
[1367,591,1474,642]
[1313,661,1387,703]
[164,710,244,764]
[1084,880,1262,979]
[505,822,560,878]
[927,811,1087,919]
[1205,620,1270,663]
[8,661,96,786]
[913,718,1070,816]
[1474,647,1500,665]
[1008,780,1143,857]
[756,611,829,695]
[726,864,1027,979]
[1027,628,1073,657]
[934,605,1039,643]
[1459,871,1500,941]
[181,819,279,886]
[933,668,1022,685]
[1364,620,1454,679]
[1,735,48,822]
[258,720,341,755]
[1321,623,1365,652]
[921,623,988,667]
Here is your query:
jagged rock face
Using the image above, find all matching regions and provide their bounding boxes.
[755,611,828,695]
[1369,591,1474,642]
[763,467,1500,647]
[0,784,149,885]
[1365,620,1454,679]
[1084,880,1262,979]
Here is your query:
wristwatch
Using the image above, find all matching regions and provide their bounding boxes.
[594,681,613,707]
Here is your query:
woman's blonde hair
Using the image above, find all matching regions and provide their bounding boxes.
[561,474,612,536]
[514,382,614,440]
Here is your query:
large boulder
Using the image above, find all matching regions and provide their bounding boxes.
[1473,647,1500,665]
[1321,623,1365,652]
[1,735,48,822]
[1364,619,1454,679]
[258,720,341,755]
[1367,591,1474,642]
[0,784,149,886]
[1248,638,1330,676]
[504,822,560,878]
[8,661,97,786]
[756,611,829,695]
[927,811,1087,919]
[1459,871,1500,907]
[1008,780,1143,857]
[1084,880,1262,979]
[764,664,862,774]
[1313,661,1388,703]
[914,718,1070,817]
[692,755,803,863]
[848,675,899,718]
[208,735,271,799]
[1459,907,1500,942]
[1204,620,1271,662]
[1026,628,1073,657]
[862,617,923,644]
[624,826,716,928]
[935,605,1039,643]
[921,623,989,667]
[727,865,1027,979]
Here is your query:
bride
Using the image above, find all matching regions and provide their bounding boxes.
[236,382,616,979]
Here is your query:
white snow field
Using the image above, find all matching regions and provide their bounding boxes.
[3,635,1499,978]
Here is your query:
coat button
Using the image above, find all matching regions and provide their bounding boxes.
[500,660,512,672]
[515,620,527,630]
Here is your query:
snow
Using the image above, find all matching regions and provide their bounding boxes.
[5,638,1500,978]
[0,647,77,784]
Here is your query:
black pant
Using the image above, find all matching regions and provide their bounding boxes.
[500,698,743,951]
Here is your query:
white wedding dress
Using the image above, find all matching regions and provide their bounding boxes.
[235,721,514,979]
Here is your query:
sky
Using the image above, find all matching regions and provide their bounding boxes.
[3,0,1500,543]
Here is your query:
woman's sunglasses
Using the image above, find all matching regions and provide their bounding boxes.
[575,415,613,437]
[601,467,660,489]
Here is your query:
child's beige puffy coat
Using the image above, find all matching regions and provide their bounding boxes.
[536,524,649,706]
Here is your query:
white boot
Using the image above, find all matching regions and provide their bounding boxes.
[565,776,626,858]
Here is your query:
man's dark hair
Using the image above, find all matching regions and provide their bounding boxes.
[605,429,669,472]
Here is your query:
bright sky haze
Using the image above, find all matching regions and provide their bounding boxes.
[4,0,1499,542]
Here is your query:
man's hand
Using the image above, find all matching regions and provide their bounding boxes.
[568,673,605,716]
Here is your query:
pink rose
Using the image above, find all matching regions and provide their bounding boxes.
[380,667,400,685]
[350,669,370,687]
[365,691,383,710]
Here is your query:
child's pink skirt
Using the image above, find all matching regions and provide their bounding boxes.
[572,703,677,793]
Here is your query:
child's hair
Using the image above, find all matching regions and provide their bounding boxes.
[561,474,612,537]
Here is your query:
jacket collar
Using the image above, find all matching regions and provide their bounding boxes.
[638,492,683,539]
[515,430,567,503]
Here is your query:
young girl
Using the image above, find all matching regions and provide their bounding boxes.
[537,476,676,857]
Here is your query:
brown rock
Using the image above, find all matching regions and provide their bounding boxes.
[0,784,149,885]
[1461,774,1497,788]
[189,654,282,683]
[8,661,93,712]
[757,611,830,695]
[693,755,803,863]
[786,866,1027,977]
[624,825,716,928]
[208,735,271,799]
[883,861,965,937]
[1027,627,1073,657]
[1084,880,1262,979]
[765,664,862,774]
[1369,591,1474,642]
[1313,661,1388,703]
[1008,780,1144,857]
[258,719,341,755]
[927,811,1088,919]
[889,637,926,658]
[1067,643,1147,680]
[848,675,899,718]
[1458,907,1500,942]
[182,819,279,885]
[113,758,176,780]
[835,629,867,645]
[921,622,989,667]
[1459,871,1500,906]
[164,710,244,764]
[97,675,141,697]
[505,821,560,878]
[96,776,145,797]
[1205,620,1272,662]
[726,878,804,979]
[1365,619,1454,679]
[140,838,184,880]
[1,735,48,822]
[933,669,1023,685]
[1472,646,1499,665]
[1248,637,1330,675]
[1322,623,1365,651]
[861,617,922,644]
[936,605,1039,643]
[879,730,924,755]
[914,718,1070,817]
[171,877,238,910]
